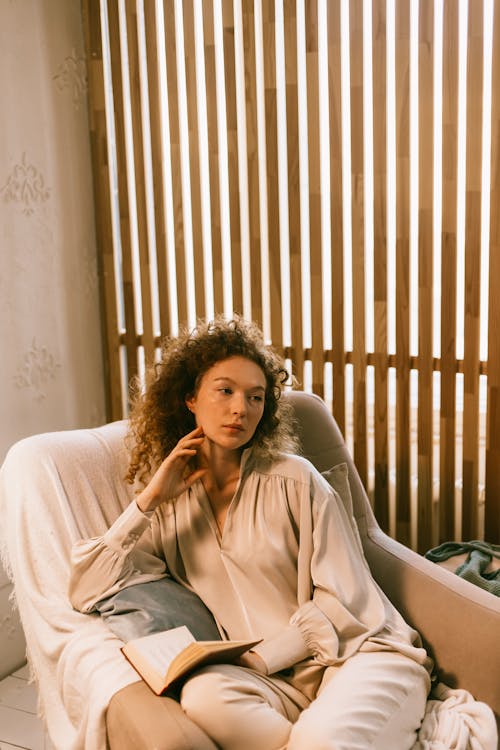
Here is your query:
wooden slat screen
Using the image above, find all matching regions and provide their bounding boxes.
[83,0,500,550]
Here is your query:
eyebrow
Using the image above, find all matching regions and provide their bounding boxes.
[213,377,265,392]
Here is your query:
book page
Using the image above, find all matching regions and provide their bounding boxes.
[165,638,262,686]
[127,626,195,674]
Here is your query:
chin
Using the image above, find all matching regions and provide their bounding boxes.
[205,434,244,449]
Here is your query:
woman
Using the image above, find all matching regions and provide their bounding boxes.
[69,316,431,750]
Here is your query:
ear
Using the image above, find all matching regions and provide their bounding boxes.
[185,394,195,413]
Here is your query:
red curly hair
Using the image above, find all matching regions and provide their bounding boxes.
[125,316,298,486]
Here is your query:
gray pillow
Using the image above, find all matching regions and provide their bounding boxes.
[95,577,221,643]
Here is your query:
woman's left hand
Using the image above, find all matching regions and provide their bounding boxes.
[135,426,207,512]
[234,650,267,674]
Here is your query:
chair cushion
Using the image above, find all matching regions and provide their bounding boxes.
[95,577,221,642]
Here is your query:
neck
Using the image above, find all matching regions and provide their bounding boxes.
[198,441,243,487]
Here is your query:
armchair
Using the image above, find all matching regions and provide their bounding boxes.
[0,390,498,749]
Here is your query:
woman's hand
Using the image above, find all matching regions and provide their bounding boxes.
[234,650,267,674]
[136,426,207,512]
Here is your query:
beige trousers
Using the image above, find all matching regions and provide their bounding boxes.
[180,651,430,750]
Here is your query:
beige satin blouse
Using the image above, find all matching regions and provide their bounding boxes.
[69,450,431,700]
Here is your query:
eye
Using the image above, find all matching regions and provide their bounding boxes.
[219,387,232,395]
[249,394,264,403]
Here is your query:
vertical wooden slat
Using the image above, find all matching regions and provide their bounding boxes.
[349,0,367,485]
[144,1,171,338]
[125,2,155,362]
[222,1,243,314]
[262,0,283,348]
[107,0,138,390]
[395,0,411,546]
[305,0,323,397]
[462,0,483,540]
[328,0,345,434]
[417,0,434,553]
[372,0,389,529]
[163,0,188,327]
[203,0,224,315]
[242,1,262,326]
[440,0,459,542]
[284,0,303,383]
[183,1,206,319]
[485,1,500,544]
[82,0,122,420]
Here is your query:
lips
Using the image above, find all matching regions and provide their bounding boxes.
[224,424,244,431]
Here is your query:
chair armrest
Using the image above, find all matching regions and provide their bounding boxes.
[106,681,218,750]
[364,528,500,717]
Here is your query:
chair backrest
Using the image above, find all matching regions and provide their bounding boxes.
[283,390,377,538]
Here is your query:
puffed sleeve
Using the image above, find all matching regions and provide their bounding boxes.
[254,465,427,675]
[68,500,168,613]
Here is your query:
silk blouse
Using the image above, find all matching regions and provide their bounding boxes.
[69,449,431,700]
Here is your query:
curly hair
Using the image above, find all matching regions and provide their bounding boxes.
[125,316,298,486]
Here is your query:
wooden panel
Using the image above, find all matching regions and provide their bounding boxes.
[183,1,206,319]
[163,0,188,327]
[125,1,155,361]
[203,0,224,314]
[485,1,500,543]
[144,1,171,338]
[262,0,283,348]
[242,0,262,326]
[372,0,389,529]
[82,0,122,420]
[305,0,323,397]
[327,0,345,434]
[222,0,243,315]
[107,0,138,390]
[395,0,411,546]
[462,0,483,540]
[284,0,303,383]
[417,0,434,553]
[349,0,367,485]
[439,0,459,542]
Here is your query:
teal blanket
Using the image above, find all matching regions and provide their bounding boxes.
[424,540,500,596]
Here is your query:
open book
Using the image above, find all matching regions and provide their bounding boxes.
[121,625,261,695]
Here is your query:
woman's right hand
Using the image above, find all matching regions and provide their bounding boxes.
[136,426,207,513]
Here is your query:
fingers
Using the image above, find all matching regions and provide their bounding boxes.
[185,425,204,439]
[178,426,205,447]
[183,467,208,490]
[159,428,205,469]
[174,428,206,489]
[173,441,203,459]
[234,651,267,674]
[172,427,205,457]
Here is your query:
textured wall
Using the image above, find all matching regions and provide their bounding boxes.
[0,1,106,678]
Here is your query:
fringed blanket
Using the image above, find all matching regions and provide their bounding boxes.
[412,682,498,750]
[0,422,140,750]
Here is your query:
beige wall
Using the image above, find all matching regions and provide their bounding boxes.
[0,1,106,678]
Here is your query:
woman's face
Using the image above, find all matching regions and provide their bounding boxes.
[186,356,267,452]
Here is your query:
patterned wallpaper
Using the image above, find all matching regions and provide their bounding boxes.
[0,1,106,677]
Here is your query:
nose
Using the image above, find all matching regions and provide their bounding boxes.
[231,392,246,416]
